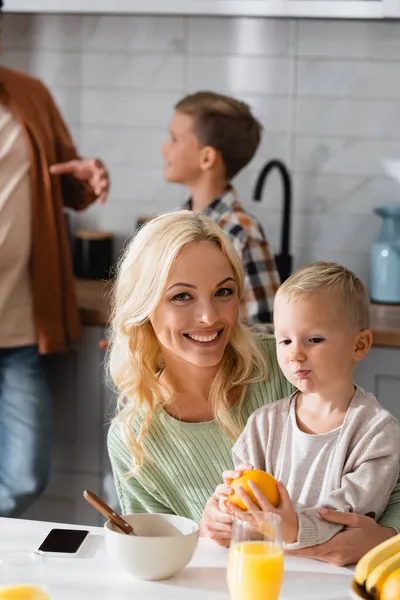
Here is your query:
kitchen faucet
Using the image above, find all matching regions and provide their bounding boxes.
[253,159,293,283]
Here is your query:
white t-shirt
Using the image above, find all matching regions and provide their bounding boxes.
[0,104,36,347]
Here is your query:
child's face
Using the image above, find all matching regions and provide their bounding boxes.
[274,291,367,396]
[150,240,239,369]
[162,111,204,185]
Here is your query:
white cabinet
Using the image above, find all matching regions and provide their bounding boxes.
[5,0,399,18]
[355,347,400,421]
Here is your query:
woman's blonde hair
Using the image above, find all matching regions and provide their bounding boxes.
[108,210,268,474]
[276,261,370,330]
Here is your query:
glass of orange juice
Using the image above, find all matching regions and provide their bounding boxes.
[227,512,284,600]
[0,550,49,599]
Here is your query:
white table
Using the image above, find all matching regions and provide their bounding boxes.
[0,518,354,599]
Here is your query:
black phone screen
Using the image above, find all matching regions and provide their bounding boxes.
[38,529,89,553]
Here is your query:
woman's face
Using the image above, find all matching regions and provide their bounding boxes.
[150,241,239,369]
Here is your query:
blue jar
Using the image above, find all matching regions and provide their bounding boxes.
[370,203,400,304]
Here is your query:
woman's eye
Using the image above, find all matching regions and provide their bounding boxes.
[171,292,191,302]
[310,337,324,344]
[216,287,234,297]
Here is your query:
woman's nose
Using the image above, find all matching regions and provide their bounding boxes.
[196,302,218,325]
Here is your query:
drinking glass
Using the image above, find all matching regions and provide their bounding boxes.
[227,512,284,600]
[0,550,49,599]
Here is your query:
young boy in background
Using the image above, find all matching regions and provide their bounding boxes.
[215,262,400,549]
[162,91,280,325]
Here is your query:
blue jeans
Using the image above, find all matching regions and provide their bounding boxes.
[0,345,52,517]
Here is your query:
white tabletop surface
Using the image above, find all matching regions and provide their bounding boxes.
[0,518,354,599]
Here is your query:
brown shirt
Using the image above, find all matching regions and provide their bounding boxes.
[0,66,97,354]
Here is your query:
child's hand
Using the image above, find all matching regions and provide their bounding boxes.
[237,480,299,544]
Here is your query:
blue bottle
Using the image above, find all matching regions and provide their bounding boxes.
[370,203,400,304]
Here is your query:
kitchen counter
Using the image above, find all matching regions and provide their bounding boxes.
[0,517,353,600]
[76,279,400,348]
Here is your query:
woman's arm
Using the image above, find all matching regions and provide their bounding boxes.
[285,510,396,566]
[379,471,400,533]
[107,424,174,516]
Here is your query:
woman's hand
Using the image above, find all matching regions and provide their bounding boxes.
[285,508,397,566]
[200,485,234,547]
[200,466,254,546]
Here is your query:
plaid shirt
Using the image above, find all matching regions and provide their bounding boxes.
[183,189,279,325]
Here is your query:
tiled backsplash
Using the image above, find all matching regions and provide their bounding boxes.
[4,14,400,282]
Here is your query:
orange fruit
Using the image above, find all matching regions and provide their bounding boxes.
[381,568,400,600]
[228,469,279,511]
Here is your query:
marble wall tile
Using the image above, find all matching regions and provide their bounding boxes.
[238,95,291,134]
[2,50,81,88]
[292,247,370,283]
[291,212,380,254]
[296,99,400,138]
[298,59,400,99]
[188,17,294,56]
[51,89,81,126]
[80,15,185,54]
[3,14,82,51]
[80,54,184,91]
[298,20,400,60]
[293,174,400,215]
[294,137,400,176]
[80,90,179,128]
[79,129,167,167]
[109,165,185,205]
[186,56,291,95]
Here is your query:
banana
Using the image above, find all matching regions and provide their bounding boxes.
[354,533,400,587]
[365,551,400,597]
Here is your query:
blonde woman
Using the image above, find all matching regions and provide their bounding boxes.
[107,211,400,563]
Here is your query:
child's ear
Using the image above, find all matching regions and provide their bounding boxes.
[200,146,218,171]
[353,329,373,361]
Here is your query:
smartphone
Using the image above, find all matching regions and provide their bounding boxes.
[37,528,89,557]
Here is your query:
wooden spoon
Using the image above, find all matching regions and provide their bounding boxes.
[83,489,137,536]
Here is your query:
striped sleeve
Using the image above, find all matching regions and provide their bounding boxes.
[107,423,174,515]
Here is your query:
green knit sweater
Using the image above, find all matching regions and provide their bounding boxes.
[107,335,400,531]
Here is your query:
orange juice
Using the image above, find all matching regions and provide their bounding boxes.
[227,541,284,600]
[0,585,49,600]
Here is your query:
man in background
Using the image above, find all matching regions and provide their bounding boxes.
[0,2,110,516]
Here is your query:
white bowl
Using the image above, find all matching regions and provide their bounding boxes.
[104,513,199,581]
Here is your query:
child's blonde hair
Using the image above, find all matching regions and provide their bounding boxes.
[276,261,371,331]
[108,210,268,474]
